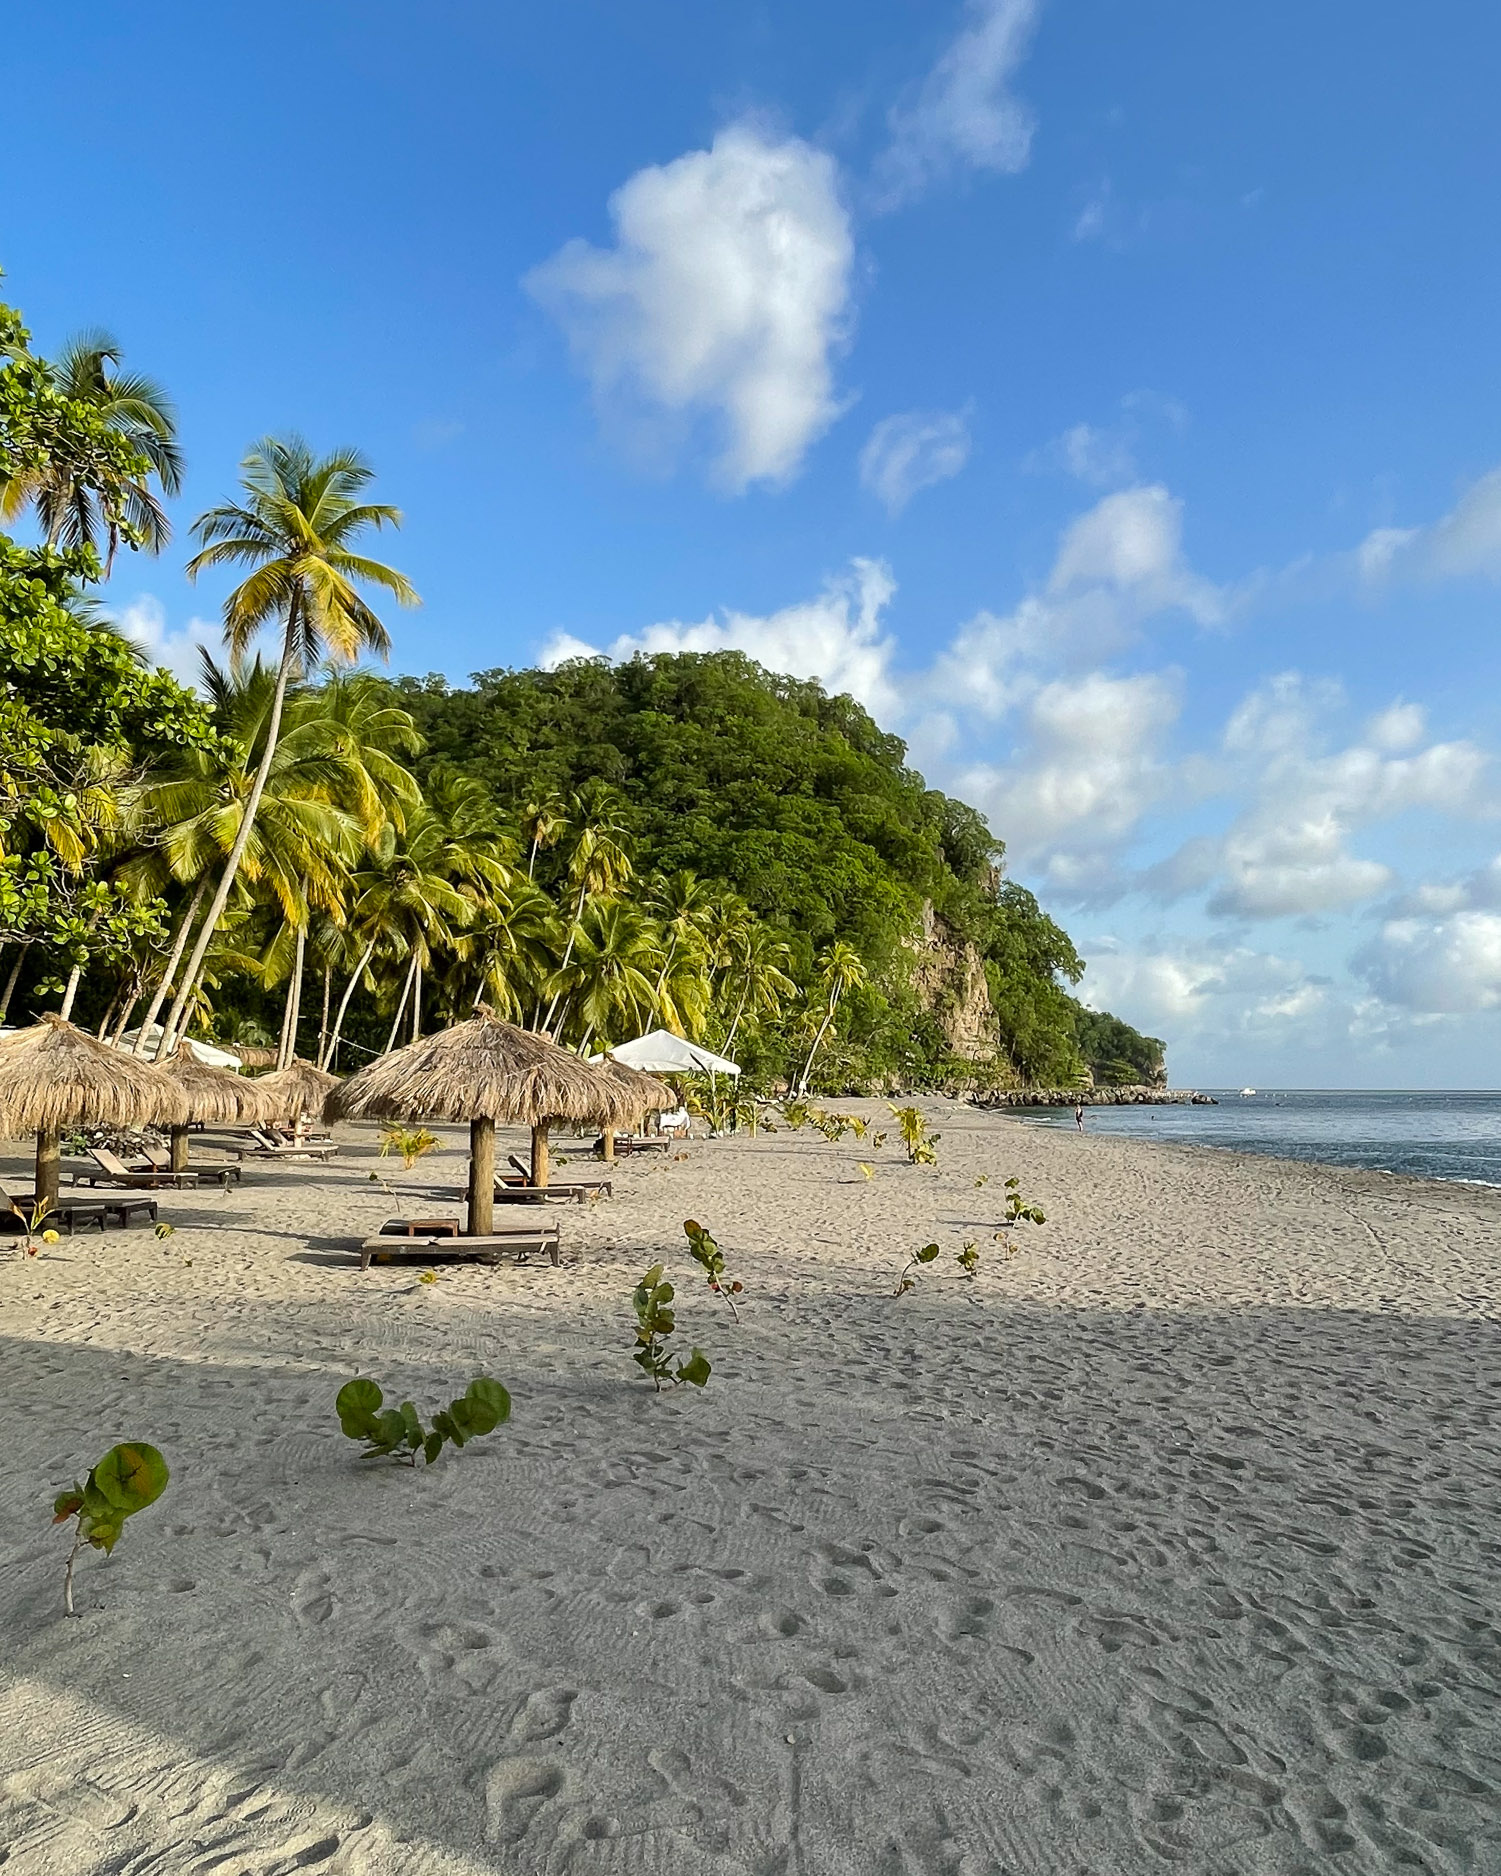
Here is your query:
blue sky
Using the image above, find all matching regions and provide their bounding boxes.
[7,1,1501,1085]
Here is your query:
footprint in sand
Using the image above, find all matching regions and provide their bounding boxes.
[291,1568,335,1627]
[508,1687,577,1743]
[485,1759,567,1845]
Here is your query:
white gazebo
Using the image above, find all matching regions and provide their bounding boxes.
[592,1030,741,1078]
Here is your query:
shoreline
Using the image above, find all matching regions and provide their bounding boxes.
[3,1096,1498,1872]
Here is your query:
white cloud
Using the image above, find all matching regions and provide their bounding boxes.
[1356,465,1501,586]
[859,408,972,513]
[1033,421,1136,488]
[112,596,218,688]
[875,0,1040,209]
[1200,676,1492,920]
[1081,938,1333,1041]
[540,557,900,720]
[955,670,1182,879]
[1360,909,1501,1014]
[526,123,854,489]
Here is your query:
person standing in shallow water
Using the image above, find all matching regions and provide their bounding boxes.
[1075,1102,1086,1132]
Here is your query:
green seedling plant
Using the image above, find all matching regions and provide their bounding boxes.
[956,1240,981,1280]
[888,1105,940,1166]
[10,1198,60,1259]
[632,1264,712,1391]
[683,1218,743,1322]
[894,1241,941,1296]
[857,1161,875,1180]
[379,1124,440,1170]
[53,1442,169,1616]
[779,1099,812,1132]
[336,1375,510,1466]
[993,1176,1047,1259]
[870,1129,887,1151]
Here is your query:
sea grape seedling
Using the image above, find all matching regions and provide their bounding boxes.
[683,1218,743,1321]
[956,1240,981,1279]
[379,1124,439,1170]
[632,1264,712,1391]
[336,1375,511,1466]
[889,1105,940,1166]
[999,1176,1046,1228]
[893,1241,941,1296]
[53,1442,169,1617]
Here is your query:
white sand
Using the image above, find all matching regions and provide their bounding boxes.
[2,1099,1499,1874]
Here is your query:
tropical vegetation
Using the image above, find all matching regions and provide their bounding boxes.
[0,278,1164,1093]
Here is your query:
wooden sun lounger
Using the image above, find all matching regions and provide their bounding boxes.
[70,1148,236,1192]
[497,1175,611,1205]
[594,1134,671,1157]
[245,1129,337,1160]
[140,1145,242,1186]
[357,1216,562,1270]
[2,1184,158,1234]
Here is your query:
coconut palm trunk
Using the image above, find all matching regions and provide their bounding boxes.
[277,923,307,1069]
[157,629,299,1058]
[797,991,841,1096]
[0,948,25,1023]
[322,937,376,1069]
[133,875,207,1055]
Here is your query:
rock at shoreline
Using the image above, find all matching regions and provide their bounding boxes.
[972,1085,1216,1108]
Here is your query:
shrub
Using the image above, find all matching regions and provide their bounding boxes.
[888,1104,939,1166]
[683,1219,743,1321]
[632,1264,712,1391]
[379,1124,440,1170]
[336,1375,510,1466]
[53,1442,169,1616]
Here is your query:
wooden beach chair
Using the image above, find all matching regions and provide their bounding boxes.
[140,1144,243,1186]
[499,1157,611,1203]
[356,1216,562,1271]
[0,1179,156,1234]
[245,1128,337,1160]
[71,1147,234,1192]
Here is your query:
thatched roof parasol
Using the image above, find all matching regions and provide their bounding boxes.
[0,1014,191,1211]
[0,1015,191,1135]
[592,1052,674,1122]
[161,1047,278,1125]
[254,1059,341,1122]
[220,1043,278,1069]
[327,1015,632,1129]
[328,1014,633,1228]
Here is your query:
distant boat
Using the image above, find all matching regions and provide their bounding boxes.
[1239,1087,1256,1097]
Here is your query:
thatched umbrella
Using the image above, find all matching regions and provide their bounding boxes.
[159,1047,279,1171]
[327,1013,632,1233]
[0,1014,190,1214]
[218,1043,279,1069]
[591,1053,673,1163]
[255,1059,340,1129]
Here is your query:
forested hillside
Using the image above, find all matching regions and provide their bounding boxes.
[387,653,1165,1090]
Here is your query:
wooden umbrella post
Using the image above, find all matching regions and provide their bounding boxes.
[169,1124,190,1173]
[601,1127,616,1165]
[469,1116,495,1236]
[531,1122,550,1191]
[35,1127,60,1217]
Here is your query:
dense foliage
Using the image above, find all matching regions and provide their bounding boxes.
[0,276,1164,1090]
[386,655,1164,1089]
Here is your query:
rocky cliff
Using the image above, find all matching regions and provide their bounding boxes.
[904,902,1016,1076]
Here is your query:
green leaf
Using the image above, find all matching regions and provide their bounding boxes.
[422,1430,445,1465]
[83,1510,126,1554]
[462,1377,511,1433]
[916,1243,941,1264]
[431,1408,463,1448]
[398,1401,424,1449]
[89,1443,169,1514]
[51,1487,84,1523]
[336,1378,383,1439]
[676,1348,712,1388]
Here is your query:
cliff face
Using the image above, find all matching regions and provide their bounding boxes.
[905,902,1015,1074]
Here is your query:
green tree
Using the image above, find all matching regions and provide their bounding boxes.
[156,438,417,1056]
[797,940,868,1094]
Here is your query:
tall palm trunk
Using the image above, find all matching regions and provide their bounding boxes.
[278,925,306,1069]
[541,878,589,1032]
[133,875,208,1055]
[796,990,841,1096]
[322,938,376,1070]
[410,956,422,1044]
[157,613,300,1058]
[384,951,419,1054]
[58,965,83,1021]
[0,947,26,1023]
[724,974,754,1053]
[318,964,331,1065]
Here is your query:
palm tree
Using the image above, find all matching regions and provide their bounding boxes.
[155,438,416,1056]
[551,901,660,1054]
[723,923,797,1053]
[0,331,182,571]
[796,940,867,1094]
[540,794,633,1032]
[520,793,569,881]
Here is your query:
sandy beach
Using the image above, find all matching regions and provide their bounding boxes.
[2,1097,1498,1875]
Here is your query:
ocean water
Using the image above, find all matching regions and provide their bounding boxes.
[1008,1089,1501,1186]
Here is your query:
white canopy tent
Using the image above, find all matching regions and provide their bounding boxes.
[592,1030,741,1078]
[115,1026,247,1072]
